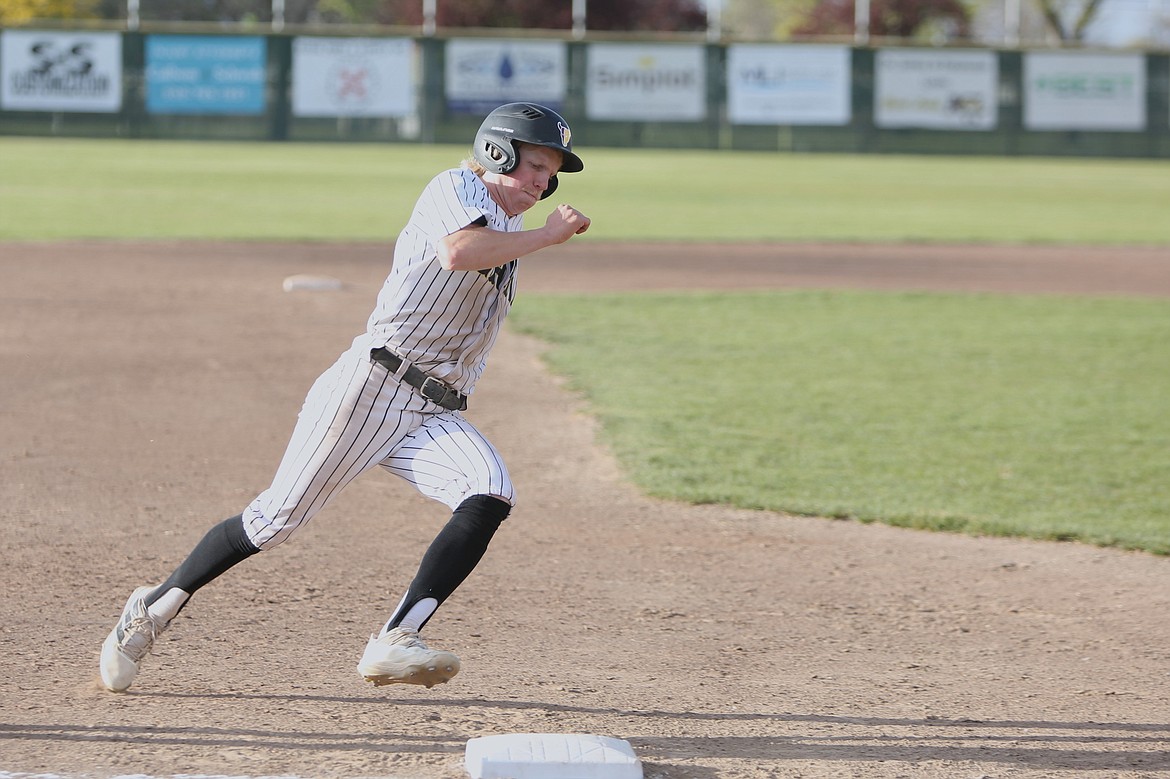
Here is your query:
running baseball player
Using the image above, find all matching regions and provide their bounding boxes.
[99,102,590,692]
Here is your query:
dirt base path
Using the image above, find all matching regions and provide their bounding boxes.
[2,240,1168,779]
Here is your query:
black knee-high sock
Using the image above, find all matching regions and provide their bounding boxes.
[386,495,511,632]
[145,514,259,615]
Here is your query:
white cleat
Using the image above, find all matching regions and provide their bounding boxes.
[99,586,167,692]
[357,627,461,688]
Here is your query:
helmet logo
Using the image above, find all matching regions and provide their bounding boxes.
[558,122,572,148]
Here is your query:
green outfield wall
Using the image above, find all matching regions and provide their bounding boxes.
[1,27,1167,158]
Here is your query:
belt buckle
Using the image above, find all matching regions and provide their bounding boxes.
[420,376,454,408]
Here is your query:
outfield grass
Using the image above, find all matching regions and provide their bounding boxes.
[511,291,1170,554]
[3,136,1170,244]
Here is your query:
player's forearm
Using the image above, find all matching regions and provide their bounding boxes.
[437,225,563,272]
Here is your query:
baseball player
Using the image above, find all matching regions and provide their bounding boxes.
[98,102,590,692]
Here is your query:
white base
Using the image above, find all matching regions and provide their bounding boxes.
[282,274,343,292]
[465,733,642,779]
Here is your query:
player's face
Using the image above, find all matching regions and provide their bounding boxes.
[492,144,564,216]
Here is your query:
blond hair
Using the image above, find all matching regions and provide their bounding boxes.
[464,156,487,177]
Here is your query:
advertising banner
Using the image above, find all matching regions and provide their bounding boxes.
[445,39,566,114]
[1,30,122,112]
[586,43,706,121]
[146,35,266,115]
[292,37,415,118]
[726,44,850,126]
[875,49,997,130]
[1023,52,1145,131]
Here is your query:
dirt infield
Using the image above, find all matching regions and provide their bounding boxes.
[2,239,1169,779]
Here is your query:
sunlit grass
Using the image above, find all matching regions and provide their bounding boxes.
[2,137,1168,244]
[512,290,1170,553]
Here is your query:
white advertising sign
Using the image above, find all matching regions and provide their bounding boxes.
[875,49,997,130]
[445,39,567,114]
[1023,52,1145,131]
[292,37,415,118]
[586,44,706,121]
[727,44,850,126]
[1,30,122,112]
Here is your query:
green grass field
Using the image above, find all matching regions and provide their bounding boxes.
[3,136,1170,243]
[3,137,1168,553]
[510,292,1170,554]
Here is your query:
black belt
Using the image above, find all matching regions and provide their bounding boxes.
[370,347,467,411]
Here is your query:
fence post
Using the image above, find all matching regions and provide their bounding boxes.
[852,46,876,153]
[707,42,727,150]
[268,34,291,141]
[418,36,444,144]
[122,31,146,138]
[999,49,1023,155]
[1147,53,1169,157]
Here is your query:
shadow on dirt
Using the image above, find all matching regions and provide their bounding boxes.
[4,697,1166,773]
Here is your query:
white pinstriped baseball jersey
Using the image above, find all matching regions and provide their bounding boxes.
[241,164,520,550]
[364,165,522,395]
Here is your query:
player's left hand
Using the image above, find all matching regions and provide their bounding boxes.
[547,204,590,241]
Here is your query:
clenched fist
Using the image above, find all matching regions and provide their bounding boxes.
[546,203,591,243]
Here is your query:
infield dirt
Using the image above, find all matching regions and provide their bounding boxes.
[2,240,1168,778]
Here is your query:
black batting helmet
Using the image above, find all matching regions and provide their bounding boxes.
[473,102,583,199]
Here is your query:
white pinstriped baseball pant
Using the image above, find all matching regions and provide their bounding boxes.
[241,341,515,551]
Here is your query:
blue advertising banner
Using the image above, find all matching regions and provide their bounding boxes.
[146,35,266,115]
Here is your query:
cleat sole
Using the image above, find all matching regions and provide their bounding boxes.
[362,664,457,688]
